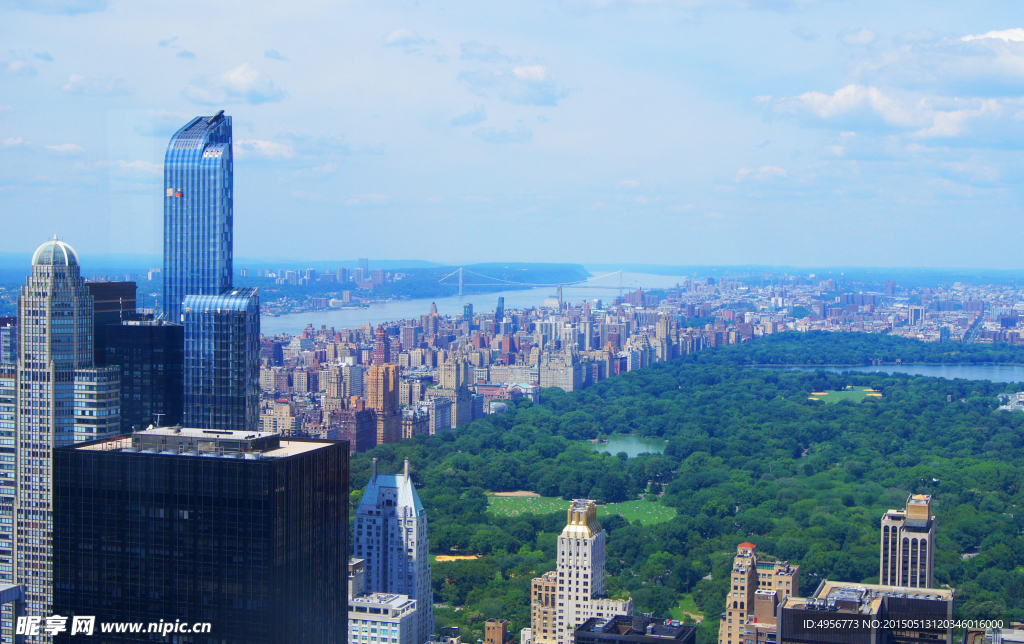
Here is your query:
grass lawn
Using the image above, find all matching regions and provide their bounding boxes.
[808,386,881,404]
[487,495,677,524]
[669,594,703,622]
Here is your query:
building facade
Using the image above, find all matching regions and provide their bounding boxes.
[527,500,632,644]
[53,427,348,644]
[880,494,935,588]
[0,319,16,365]
[11,239,121,637]
[718,542,799,644]
[182,288,259,432]
[162,112,234,321]
[353,459,435,644]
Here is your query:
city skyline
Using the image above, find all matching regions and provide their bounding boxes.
[2,1,1024,268]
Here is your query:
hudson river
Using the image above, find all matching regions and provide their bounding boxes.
[260,271,688,336]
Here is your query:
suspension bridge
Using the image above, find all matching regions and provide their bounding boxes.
[437,267,626,297]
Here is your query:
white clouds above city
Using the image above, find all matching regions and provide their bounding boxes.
[1,0,1023,267]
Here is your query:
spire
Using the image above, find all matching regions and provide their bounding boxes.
[371,457,378,481]
[404,458,410,479]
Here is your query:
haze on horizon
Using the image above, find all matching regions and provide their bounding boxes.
[1,0,1022,269]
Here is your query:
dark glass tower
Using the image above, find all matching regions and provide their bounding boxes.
[163,111,233,321]
[54,428,348,644]
[105,319,184,431]
[183,289,259,432]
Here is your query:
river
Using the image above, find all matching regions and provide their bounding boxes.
[260,271,690,336]
[764,364,1024,383]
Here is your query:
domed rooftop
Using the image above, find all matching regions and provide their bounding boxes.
[32,238,79,267]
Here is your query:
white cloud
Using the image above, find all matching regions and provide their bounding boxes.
[45,143,83,153]
[775,84,1014,139]
[383,29,431,51]
[618,179,640,188]
[235,139,295,158]
[3,137,24,147]
[513,65,548,82]
[777,84,920,127]
[961,28,1024,43]
[6,59,35,76]
[841,28,876,46]
[459,67,569,106]
[183,64,287,105]
[735,166,787,181]
[62,74,130,96]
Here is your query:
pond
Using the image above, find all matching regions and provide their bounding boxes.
[584,434,667,458]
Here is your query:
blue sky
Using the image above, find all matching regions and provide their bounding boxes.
[1,0,1023,268]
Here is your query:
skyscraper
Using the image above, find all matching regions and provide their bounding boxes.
[527,500,632,644]
[164,113,259,432]
[373,324,392,365]
[54,427,348,644]
[354,459,435,644]
[105,319,184,432]
[880,494,935,588]
[10,239,121,632]
[163,111,233,321]
[0,318,16,365]
[495,297,504,324]
[716,543,799,644]
[366,363,399,445]
[182,288,260,432]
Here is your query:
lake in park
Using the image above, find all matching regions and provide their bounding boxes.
[585,434,667,458]
[766,364,1024,384]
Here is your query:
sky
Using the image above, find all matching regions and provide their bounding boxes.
[1,0,1023,268]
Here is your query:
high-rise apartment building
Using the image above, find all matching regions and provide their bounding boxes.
[880,494,935,588]
[162,111,234,321]
[526,500,632,644]
[373,325,392,365]
[164,113,258,434]
[717,543,799,644]
[353,459,435,644]
[9,239,121,635]
[495,297,505,324]
[182,288,259,432]
[54,427,348,644]
[366,363,400,445]
[105,319,184,432]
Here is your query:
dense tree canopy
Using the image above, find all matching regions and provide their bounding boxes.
[351,335,1024,643]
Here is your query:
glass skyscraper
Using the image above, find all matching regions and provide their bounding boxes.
[164,113,259,432]
[182,289,259,432]
[163,111,233,322]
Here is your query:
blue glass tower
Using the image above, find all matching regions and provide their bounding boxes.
[164,113,259,433]
[163,111,233,321]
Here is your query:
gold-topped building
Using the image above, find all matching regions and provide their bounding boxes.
[523,500,632,644]
[880,494,935,588]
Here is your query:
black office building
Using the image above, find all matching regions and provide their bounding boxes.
[86,281,137,366]
[54,428,348,644]
[105,319,184,431]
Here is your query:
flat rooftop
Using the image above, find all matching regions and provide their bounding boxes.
[782,580,953,613]
[74,426,335,459]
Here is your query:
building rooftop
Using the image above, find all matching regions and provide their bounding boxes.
[32,238,78,267]
[577,616,695,642]
[782,580,953,614]
[73,426,335,459]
